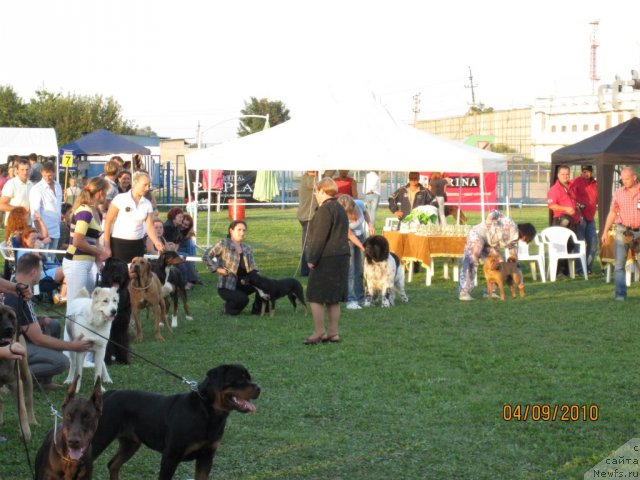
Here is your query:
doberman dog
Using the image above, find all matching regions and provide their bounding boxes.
[151,251,193,329]
[92,364,260,480]
[35,375,102,480]
[0,304,37,441]
[243,270,308,317]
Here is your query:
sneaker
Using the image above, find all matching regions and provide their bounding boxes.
[614,296,625,302]
[83,359,95,368]
[483,292,501,299]
[346,301,362,310]
[459,292,474,301]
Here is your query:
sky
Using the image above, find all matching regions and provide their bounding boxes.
[2,1,639,145]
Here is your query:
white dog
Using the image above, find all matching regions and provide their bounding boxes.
[363,235,409,308]
[64,287,119,392]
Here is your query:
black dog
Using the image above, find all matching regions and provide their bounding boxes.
[150,251,193,328]
[35,375,102,480]
[243,270,308,317]
[91,364,260,480]
[99,258,131,365]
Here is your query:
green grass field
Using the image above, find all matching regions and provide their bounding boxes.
[1,206,637,479]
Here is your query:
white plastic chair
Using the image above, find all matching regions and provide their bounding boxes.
[506,234,546,282]
[540,227,588,282]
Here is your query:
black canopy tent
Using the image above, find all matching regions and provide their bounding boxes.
[551,117,640,233]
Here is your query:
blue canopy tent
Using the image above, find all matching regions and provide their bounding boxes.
[59,129,151,156]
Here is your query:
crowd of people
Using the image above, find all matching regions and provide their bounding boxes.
[0,154,204,392]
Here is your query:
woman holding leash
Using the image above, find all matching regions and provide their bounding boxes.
[103,171,164,263]
[304,177,350,344]
[202,220,259,315]
[62,177,110,303]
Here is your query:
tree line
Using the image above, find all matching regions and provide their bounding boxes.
[0,84,155,145]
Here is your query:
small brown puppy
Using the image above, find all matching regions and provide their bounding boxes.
[35,375,102,480]
[128,257,171,342]
[483,252,524,300]
[0,305,37,441]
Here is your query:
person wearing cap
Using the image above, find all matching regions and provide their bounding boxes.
[570,165,598,274]
[600,166,640,301]
[388,171,437,221]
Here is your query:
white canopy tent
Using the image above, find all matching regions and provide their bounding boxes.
[185,98,508,243]
[0,128,59,164]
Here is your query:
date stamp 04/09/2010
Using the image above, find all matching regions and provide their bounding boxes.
[502,403,599,422]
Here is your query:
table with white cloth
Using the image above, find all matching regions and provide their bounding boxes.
[383,230,467,285]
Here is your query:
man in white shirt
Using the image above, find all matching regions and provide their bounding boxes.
[29,161,63,250]
[0,157,32,225]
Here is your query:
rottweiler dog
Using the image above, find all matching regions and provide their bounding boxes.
[243,270,308,317]
[483,252,524,300]
[91,364,260,480]
[35,375,102,480]
[99,258,131,365]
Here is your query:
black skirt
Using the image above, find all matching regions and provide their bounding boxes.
[111,237,145,263]
[306,254,349,304]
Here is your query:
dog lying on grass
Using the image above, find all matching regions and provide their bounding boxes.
[0,305,37,441]
[92,364,260,480]
[363,235,409,307]
[483,252,524,300]
[243,270,307,317]
[64,287,119,393]
[35,375,102,480]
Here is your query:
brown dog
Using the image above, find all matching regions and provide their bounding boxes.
[128,257,171,342]
[0,304,37,441]
[483,252,524,300]
[35,375,102,480]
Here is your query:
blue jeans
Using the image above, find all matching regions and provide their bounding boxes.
[364,193,380,226]
[178,239,201,283]
[347,237,365,303]
[576,219,597,272]
[614,225,632,299]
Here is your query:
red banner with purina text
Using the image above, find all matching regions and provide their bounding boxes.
[421,172,497,212]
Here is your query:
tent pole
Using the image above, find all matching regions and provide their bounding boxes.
[207,170,212,247]
[480,170,486,223]
[193,169,199,236]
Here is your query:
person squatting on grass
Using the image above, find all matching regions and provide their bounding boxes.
[304,177,350,344]
[458,210,536,301]
[600,166,640,301]
[202,220,259,315]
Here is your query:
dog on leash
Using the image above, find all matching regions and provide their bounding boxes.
[483,251,524,300]
[92,364,260,480]
[363,235,409,307]
[64,287,119,393]
[35,375,102,480]
[151,251,193,328]
[243,270,307,317]
[129,257,171,342]
[99,258,132,365]
[0,305,37,441]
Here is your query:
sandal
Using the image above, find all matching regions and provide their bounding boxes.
[321,334,341,343]
[303,334,325,345]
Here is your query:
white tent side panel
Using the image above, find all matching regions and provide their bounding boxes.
[0,128,59,163]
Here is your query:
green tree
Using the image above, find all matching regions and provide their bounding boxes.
[134,126,158,137]
[0,85,28,127]
[237,97,290,137]
[25,90,137,145]
[468,103,494,115]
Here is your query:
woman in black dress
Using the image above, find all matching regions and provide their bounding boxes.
[304,177,350,344]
